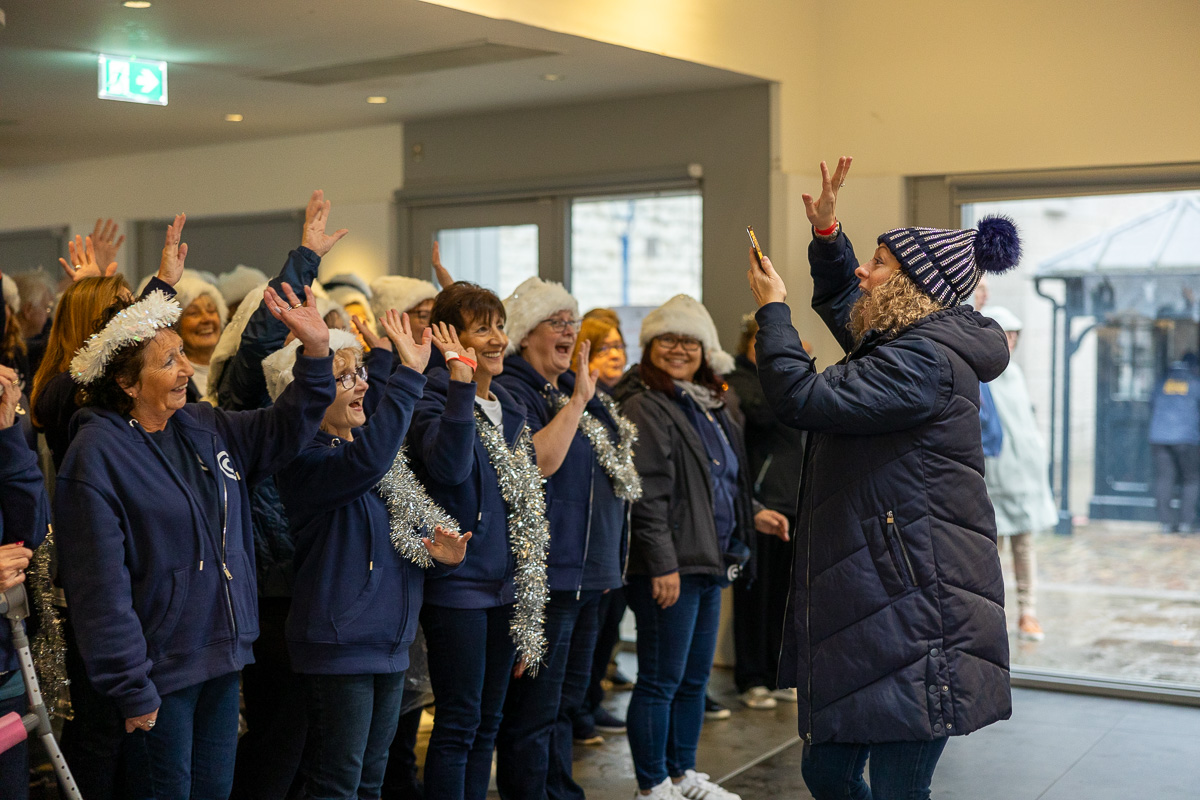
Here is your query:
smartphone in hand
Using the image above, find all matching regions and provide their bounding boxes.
[746,226,764,269]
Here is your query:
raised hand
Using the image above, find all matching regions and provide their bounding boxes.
[0,542,34,593]
[747,249,788,308]
[352,314,391,352]
[432,241,455,289]
[381,308,432,373]
[570,340,598,406]
[0,365,21,430]
[801,156,853,232]
[754,508,790,542]
[264,283,330,358]
[430,322,477,383]
[157,214,188,287]
[91,218,126,269]
[422,525,471,567]
[301,190,349,258]
[59,234,119,281]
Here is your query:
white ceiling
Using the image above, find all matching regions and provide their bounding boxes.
[0,0,761,169]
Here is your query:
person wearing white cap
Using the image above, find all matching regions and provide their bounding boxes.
[980,306,1055,642]
[493,277,632,800]
[217,265,268,318]
[612,294,787,800]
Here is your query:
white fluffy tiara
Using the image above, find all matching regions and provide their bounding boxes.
[70,290,182,385]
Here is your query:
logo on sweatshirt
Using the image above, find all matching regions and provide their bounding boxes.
[217,450,240,481]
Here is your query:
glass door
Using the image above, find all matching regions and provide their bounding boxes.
[408,199,563,297]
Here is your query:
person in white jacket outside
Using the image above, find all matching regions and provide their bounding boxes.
[981,306,1056,642]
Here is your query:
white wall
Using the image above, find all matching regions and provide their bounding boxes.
[0,124,404,284]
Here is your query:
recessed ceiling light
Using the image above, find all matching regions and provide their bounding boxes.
[367,96,388,104]
[123,1,153,8]
[541,74,563,82]
[224,114,243,122]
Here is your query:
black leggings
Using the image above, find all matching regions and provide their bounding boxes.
[1153,444,1200,527]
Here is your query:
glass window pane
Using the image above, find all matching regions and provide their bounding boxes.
[570,192,702,311]
[962,189,1200,689]
[435,224,538,298]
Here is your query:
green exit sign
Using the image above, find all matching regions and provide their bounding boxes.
[98,54,168,106]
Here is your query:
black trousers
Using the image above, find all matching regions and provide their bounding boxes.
[231,596,308,800]
[1153,443,1200,528]
[60,615,131,800]
[733,524,795,692]
[568,586,626,734]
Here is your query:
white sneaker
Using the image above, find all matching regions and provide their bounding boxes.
[637,777,684,799]
[769,687,798,702]
[738,686,778,710]
[675,770,742,800]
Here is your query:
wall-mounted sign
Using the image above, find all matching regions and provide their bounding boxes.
[98,54,167,106]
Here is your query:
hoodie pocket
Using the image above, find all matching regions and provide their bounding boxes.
[142,567,191,658]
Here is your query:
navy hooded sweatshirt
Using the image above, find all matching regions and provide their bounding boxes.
[407,368,528,609]
[496,354,625,593]
[54,351,335,718]
[0,425,50,674]
[279,361,447,675]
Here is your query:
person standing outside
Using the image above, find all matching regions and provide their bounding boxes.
[1148,352,1200,533]
[746,156,1016,800]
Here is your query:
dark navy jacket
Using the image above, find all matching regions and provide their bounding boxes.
[496,355,624,593]
[213,246,322,597]
[0,425,50,673]
[407,368,528,608]
[54,352,335,718]
[1148,366,1200,445]
[755,229,1012,745]
[279,362,435,675]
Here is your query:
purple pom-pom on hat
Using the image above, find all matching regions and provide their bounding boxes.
[974,215,1022,274]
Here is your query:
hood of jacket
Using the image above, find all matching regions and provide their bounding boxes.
[862,305,1009,383]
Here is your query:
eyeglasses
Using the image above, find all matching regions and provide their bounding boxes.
[656,335,702,353]
[540,317,582,333]
[335,366,368,390]
[595,343,625,356]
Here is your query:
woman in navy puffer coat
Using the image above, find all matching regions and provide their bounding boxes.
[746,157,1015,800]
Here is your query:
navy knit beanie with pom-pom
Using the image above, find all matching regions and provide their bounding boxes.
[877,215,1021,306]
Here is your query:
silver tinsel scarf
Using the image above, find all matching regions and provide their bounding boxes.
[473,410,549,673]
[377,446,460,568]
[546,392,643,502]
[30,526,69,719]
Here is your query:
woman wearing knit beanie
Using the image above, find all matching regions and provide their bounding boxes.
[746,157,1017,800]
[611,295,788,800]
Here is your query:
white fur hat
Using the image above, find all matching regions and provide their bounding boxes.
[218,265,269,306]
[502,276,579,356]
[262,327,360,403]
[326,285,375,331]
[1,274,19,313]
[639,294,735,375]
[322,273,372,299]
[370,276,438,321]
[982,305,1022,333]
[137,269,229,327]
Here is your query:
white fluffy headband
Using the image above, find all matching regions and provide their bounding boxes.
[70,290,182,385]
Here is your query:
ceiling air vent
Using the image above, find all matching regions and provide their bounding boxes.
[262,40,558,86]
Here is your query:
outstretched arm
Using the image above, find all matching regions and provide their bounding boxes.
[530,342,599,477]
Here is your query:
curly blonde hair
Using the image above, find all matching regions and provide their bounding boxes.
[849,269,943,341]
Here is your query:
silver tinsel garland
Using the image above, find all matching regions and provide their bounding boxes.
[30,526,70,719]
[546,392,643,502]
[473,410,549,673]
[377,446,460,568]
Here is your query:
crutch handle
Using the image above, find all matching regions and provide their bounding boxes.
[0,710,27,755]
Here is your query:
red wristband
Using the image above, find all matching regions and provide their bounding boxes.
[447,353,477,370]
[814,220,839,237]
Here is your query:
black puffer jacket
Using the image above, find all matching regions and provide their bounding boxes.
[754,229,1012,745]
[613,369,756,580]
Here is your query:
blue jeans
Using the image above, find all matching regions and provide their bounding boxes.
[125,671,241,800]
[299,671,406,800]
[0,678,28,800]
[421,603,516,800]
[496,590,602,800]
[801,739,949,800]
[625,574,722,790]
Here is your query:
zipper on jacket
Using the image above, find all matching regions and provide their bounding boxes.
[220,478,237,636]
[886,511,918,586]
[577,457,596,600]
